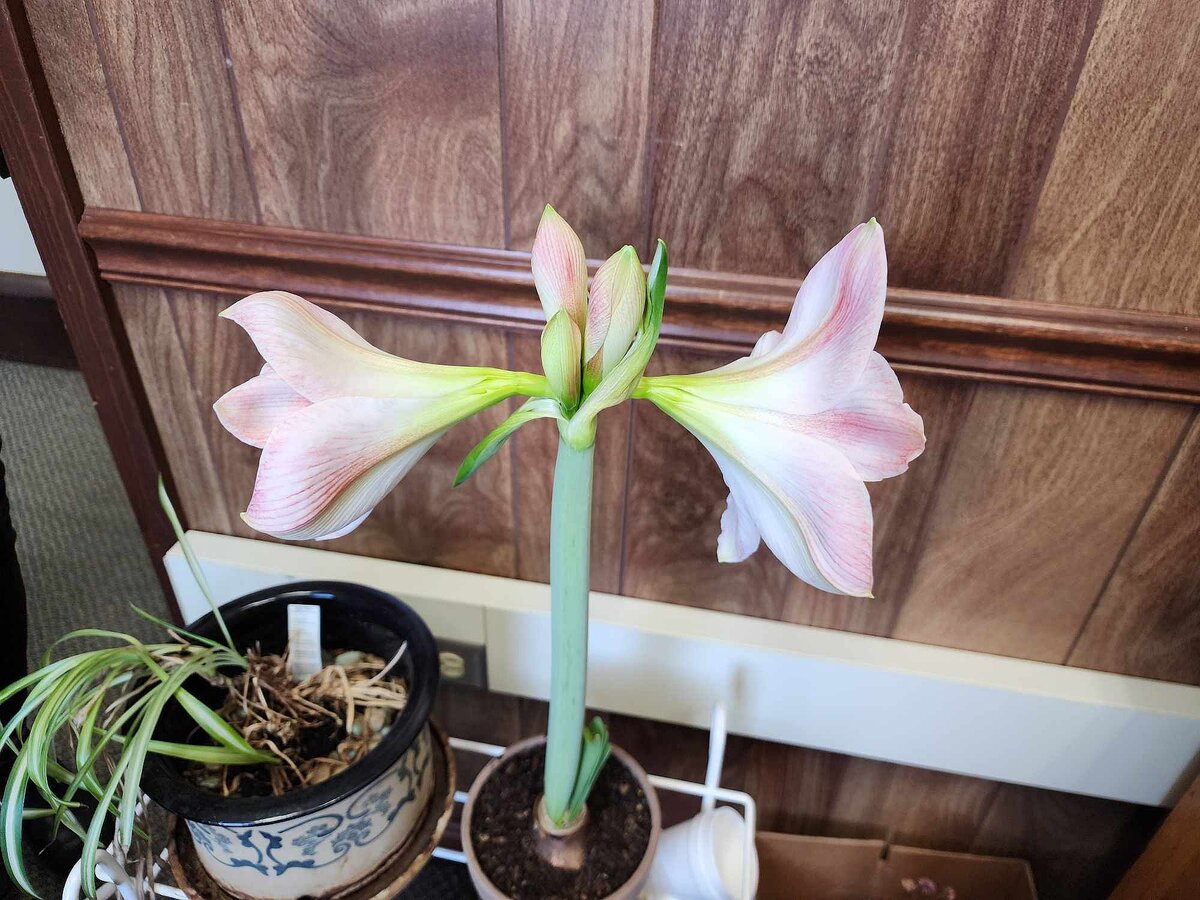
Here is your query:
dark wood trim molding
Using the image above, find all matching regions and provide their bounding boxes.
[0,272,77,368]
[80,207,1200,404]
[0,2,179,602]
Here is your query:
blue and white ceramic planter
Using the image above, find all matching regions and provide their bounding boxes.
[143,582,440,899]
[185,726,433,898]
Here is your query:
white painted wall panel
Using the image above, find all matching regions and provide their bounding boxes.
[0,180,45,276]
[166,531,1200,807]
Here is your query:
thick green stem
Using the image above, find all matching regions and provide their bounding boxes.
[541,436,595,825]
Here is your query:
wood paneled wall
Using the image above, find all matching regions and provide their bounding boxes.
[22,2,1200,897]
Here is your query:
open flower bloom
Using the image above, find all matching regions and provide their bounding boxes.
[215,291,546,540]
[636,221,925,596]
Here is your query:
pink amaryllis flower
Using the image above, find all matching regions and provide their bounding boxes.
[214,290,548,540]
[636,220,925,596]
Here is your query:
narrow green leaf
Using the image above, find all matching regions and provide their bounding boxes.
[129,604,226,651]
[0,666,69,757]
[566,717,612,822]
[47,761,118,826]
[133,737,274,765]
[159,475,238,653]
[455,398,563,486]
[115,655,205,849]
[60,668,160,808]
[1,750,39,897]
[81,739,134,898]
[173,689,274,758]
[24,661,103,797]
[0,653,87,706]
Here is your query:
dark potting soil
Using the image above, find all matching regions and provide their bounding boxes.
[471,746,652,899]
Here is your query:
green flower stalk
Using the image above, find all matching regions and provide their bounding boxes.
[542,438,595,821]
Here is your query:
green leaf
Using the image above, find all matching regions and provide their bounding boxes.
[0,663,71,757]
[136,737,275,766]
[566,717,612,822]
[129,604,227,651]
[81,738,135,898]
[0,653,87,706]
[159,475,239,654]
[174,688,273,759]
[1,750,38,897]
[114,654,208,852]
[455,398,563,486]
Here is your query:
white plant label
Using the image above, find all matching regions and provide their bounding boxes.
[287,604,323,681]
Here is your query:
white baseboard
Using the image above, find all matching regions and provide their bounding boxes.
[165,531,1200,808]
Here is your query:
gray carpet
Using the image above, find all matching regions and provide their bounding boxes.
[0,360,170,665]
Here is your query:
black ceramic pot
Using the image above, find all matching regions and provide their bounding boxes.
[142,581,441,899]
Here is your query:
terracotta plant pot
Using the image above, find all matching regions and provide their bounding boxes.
[462,735,662,900]
[142,582,443,900]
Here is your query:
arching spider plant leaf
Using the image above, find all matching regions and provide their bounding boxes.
[159,475,238,653]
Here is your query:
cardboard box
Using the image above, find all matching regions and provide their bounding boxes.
[757,833,1037,900]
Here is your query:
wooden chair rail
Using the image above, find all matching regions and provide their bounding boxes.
[80,207,1200,404]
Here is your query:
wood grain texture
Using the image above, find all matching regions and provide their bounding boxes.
[1007,0,1200,314]
[22,0,139,209]
[650,0,1096,296]
[872,0,1099,294]
[892,388,1192,662]
[1068,413,1200,684]
[1111,774,1200,900]
[650,0,907,278]
[218,0,503,244]
[111,284,237,534]
[973,781,1163,900]
[80,208,1200,404]
[508,333,631,592]
[87,0,257,218]
[501,0,654,253]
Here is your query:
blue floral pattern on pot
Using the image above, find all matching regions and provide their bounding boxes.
[186,727,433,898]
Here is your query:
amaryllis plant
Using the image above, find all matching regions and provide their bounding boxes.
[214,207,925,827]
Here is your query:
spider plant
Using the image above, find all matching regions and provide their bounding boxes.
[0,480,275,898]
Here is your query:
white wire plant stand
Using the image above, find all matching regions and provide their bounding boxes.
[63,707,758,900]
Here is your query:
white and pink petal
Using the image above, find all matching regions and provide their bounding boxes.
[683,221,888,414]
[220,291,487,402]
[531,206,588,328]
[241,396,454,541]
[801,355,925,481]
[213,365,311,449]
[670,404,876,596]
